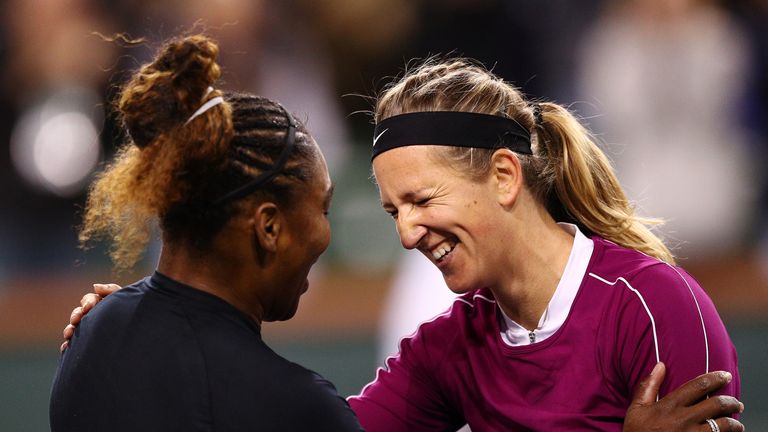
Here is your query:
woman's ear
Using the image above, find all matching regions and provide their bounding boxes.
[251,202,281,253]
[491,149,524,208]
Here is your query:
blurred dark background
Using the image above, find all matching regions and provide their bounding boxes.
[0,0,766,430]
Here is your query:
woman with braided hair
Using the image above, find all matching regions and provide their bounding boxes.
[49,35,361,431]
[347,58,742,431]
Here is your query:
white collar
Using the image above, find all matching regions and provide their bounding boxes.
[499,223,594,346]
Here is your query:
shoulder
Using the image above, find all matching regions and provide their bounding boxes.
[173,310,361,429]
[400,289,496,349]
[586,237,705,298]
[590,242,702,304]
[53,277,213,429]
[91,277,151,311]
[222,350,362,430]
[585,238,715,330]
[585,240,727,353]
[76,276,155,340]
[587,237,668,282]
[200,331,327,396]
[585,242,738,398]
[378,289,497,384]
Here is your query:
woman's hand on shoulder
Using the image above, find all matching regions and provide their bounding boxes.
[60,283,122,352]
[624,363,744,432]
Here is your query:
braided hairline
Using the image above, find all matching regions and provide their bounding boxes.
[224,93,316,200]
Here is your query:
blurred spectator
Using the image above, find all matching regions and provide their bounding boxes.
[578,0,758,260]
[1,0,118,275]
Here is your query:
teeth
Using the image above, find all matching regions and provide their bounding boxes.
[431,243,455,261]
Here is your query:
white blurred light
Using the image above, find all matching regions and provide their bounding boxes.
[33,112,100,193]
[10,89,102,197]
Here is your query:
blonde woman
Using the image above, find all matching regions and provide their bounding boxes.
[348,58,741,432]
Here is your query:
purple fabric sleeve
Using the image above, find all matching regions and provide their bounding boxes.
[349,309,463,432]
[612,263,740,401]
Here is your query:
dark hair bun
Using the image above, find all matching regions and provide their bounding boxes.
[118,35,222,148]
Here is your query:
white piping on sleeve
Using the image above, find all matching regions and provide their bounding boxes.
[588,272,661,401]
[664,264,710,374]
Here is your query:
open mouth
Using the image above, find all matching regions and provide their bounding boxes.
[430,238,458,263]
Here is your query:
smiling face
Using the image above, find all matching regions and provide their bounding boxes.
[373,145,510,294]
[266,149,334,321]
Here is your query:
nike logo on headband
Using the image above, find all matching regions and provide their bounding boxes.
[373,128,389,146]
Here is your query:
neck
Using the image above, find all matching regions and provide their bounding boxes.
[157,237,266,325]
[491,198,574,331]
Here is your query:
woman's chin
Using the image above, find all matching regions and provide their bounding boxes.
[444,279,475,295]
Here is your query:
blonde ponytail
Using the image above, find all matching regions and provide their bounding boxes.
[533,102,675,264]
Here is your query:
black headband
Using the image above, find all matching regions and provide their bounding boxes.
[371,111,532,160]
[213,105,296,206]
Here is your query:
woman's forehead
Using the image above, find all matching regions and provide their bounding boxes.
[373,147,455,195]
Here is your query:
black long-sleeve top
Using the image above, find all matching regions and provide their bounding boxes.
[50,271,364,431]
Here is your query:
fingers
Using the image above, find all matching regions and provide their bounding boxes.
[714,417,745,432]
[664,371,733,407]
[70,307,84,326]
[625,364,743,432]
[62,283,119,352]
[692,395,745,422]
[630,362,666,406]
[80,282,118,313]
[63,324,75,341]
[93,283,121,297]
[80,293,101,313]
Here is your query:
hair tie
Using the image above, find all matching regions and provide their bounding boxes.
[185,87,224,125]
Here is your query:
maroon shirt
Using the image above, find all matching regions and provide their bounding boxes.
[349,237,740,431]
